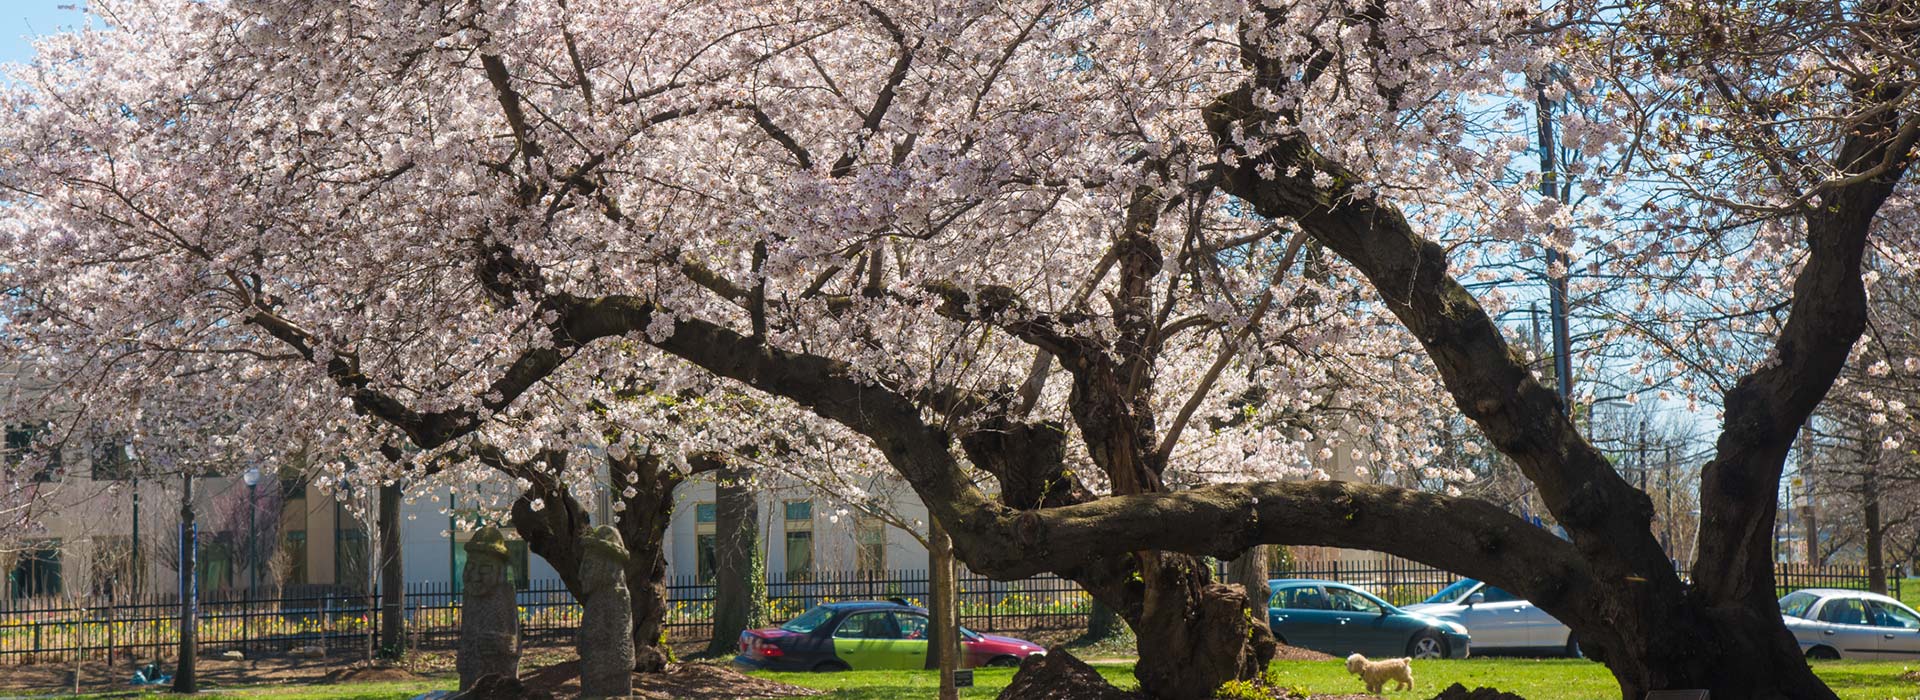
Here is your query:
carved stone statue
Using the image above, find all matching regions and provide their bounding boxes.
[458,527,520,691]
[577,525,636,699]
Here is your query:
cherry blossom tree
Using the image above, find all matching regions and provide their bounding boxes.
[8,1,1919,698]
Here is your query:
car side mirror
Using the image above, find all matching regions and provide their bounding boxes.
[1466,592,1485,606]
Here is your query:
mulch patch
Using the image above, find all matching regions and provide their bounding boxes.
[522,659,822,699]
[321,664,425,683]
[1427,683,1528,700]
[1901,669,1920,683]
[1271,644,1336,661]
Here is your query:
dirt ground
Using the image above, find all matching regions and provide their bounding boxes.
[521,660,820,699]
[0,653,428,694]
[0,646,823,698]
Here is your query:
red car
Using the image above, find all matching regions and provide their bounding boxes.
[733,600,1047,672]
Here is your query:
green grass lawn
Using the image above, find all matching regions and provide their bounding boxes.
[1900,577,1920,612]
[41,658,1920,699]
[762,658,1920,700]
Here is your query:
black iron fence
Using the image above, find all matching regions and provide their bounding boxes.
[2,556,1893,662]
[0,568,1091,662]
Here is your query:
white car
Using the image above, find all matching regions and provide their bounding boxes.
[1779,588,1920,660]
[1403,579,1578,657]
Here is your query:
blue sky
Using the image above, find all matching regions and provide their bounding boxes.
[1,3,86,67]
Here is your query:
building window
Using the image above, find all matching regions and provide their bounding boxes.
[90,436,134,481]
[696,534,718,583]
[784,531,814,581]
[5,424,61,482]
[783,500,812,521]
[694,500,718,583]
[197,539,235,592]
[89,536,133,598]
[8,540,62,599]
[335,522,370,590]
[284,530,308,585]
[783,500,813,581]
[279,474,307,503]
[855,517,886,577]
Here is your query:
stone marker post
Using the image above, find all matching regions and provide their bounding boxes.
[458,527,521,691]
[579,525,636,699]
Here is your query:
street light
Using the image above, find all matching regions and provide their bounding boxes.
[242,467,261,594]
[125,442,141,596]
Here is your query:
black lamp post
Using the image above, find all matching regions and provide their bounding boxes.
[242,467,260,593]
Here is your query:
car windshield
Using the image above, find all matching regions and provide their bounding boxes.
[781,606,836,633]
[1425,579,1480,605]
[1778,591,1820,619]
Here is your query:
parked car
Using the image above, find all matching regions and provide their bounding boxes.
[1267,579,1471,659]
[732,599,1046,672]
[1403,579,1578,657]
[1779,588,1920,660]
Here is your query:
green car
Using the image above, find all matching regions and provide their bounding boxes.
[1267,579,1472,659]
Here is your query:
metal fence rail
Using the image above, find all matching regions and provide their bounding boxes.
[2,556,1892,662]
[0,568,1091,662]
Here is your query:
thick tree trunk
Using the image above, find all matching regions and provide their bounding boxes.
[958,421,1273,699]
[502,450,690,673]
[927,517,960,700]
[703,465,765,658]
[1227,547,1271,634]
[1130,553,1274,699]
[1865,476,1886,595]
[1576,583,1834,700]
[378,482,406,660]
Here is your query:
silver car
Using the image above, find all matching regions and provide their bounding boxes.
[1403,579,1578,657]
[1779,589,1920,660]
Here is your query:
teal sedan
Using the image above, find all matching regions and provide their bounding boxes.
[1267,578,1471,659]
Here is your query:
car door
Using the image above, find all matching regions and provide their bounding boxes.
[1326,585,1404,658]
[1868,601,1920,660]
[1269,584,1342,653]
[1463,584,1531,649]
[1812,596,1884,659]
[830,611,919,669]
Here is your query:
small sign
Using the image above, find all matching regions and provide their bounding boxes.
[954,669,974,688]
[1645,691,1708,700]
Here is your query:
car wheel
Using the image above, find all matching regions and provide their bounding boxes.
[987,655,1022,667]
[812,660,851,672]
[1408,631,1447,659]
[1805,646,1840,661]
[1564,634,1582,659]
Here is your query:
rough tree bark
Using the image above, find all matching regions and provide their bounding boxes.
[1191,16,1918,690]
[1864,471,1886,595]
[704,462,766,658]
[1228,547,1272,634]
[378,482,406,660]
[247,46,1916,693]
[493,448,717,673]
[927,517,960,700]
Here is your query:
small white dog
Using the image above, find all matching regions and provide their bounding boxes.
[1345,652,1414,694]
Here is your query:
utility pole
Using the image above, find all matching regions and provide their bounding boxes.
[1535,73,1574,413]
[1637,418,1649,491]
[173,471,199,693]
[243,467,260,593]
[1664,445,1675,562]
[127,442,142,597]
